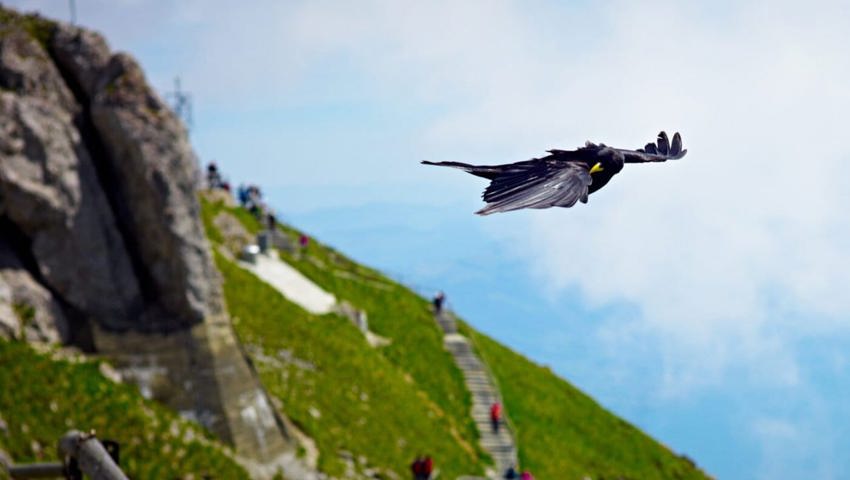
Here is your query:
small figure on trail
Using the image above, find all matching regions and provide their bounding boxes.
[410,455,432,480]
[504,464,518,479]
[423,455,433,479]
[490,401,502,434]
[244,184,264,217]
[206,162,221,189]
[299,234,310,249]
[410,455,423,479]
[520,471,534,480]
[267,210,277,232]
[433,291,445,314]
[237,183,249,207]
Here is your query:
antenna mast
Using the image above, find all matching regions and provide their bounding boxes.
[165,76,193,133]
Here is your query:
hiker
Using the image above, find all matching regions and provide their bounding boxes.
[299,234,310,249]
[410,455,422,479]
[423,455,433,479]
[410,455,430,480]
[267,211,277,231]
[237,183,249,206]
[433,291,445,314]
[490,401,502,434]
[520,471,534,480]
[504,464,518,479]
[206,162,221,189]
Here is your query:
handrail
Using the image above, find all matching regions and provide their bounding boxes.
[6,430,127,480]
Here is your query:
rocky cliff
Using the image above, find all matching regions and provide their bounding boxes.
[0,8,293,475]
[0,9,221,335]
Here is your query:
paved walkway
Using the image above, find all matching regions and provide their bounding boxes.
[437,312,517,478]
[242,252,336,315]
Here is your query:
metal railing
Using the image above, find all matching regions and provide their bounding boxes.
[6,430,127,480]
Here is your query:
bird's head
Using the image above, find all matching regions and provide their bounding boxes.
[590,149,625,175]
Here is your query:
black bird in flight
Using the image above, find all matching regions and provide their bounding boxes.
[422,131,687,215]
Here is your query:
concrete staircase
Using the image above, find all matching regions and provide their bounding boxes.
[437,311,517,478]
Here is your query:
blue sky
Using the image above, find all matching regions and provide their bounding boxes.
[12,1,850,478]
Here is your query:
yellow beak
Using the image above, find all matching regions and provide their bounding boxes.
[589,162,604,174]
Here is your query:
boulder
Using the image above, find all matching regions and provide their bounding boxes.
[0,24,75,112]
[0,26,143,329]
[213,210,253,255]
[0,237,68,343]
[49,23,111,98]
[88,53,225,325]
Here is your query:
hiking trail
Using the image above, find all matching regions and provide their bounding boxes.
[241,250,336,315]
[437,311,518,478]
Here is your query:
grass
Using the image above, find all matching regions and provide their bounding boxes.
[0,340,249,479]
[275,232,484,456]
[201,194,485,466]
[458,322,711,480]
[216,252,483,477]
[201,193,710,479]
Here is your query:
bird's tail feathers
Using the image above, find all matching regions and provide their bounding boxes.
[421,160,476,169]
[421,160,503,179]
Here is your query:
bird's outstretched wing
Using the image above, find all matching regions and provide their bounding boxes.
[618,131,687,163]
[476,160,592,215]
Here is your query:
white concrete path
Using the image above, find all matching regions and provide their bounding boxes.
[242,253,336,315]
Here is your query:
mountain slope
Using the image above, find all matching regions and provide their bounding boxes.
[459,323,709,479]
[203,196,488,478]
[202,195,710,479]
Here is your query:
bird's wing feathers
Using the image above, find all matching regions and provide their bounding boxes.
[619,131,687,163]
[477,161,592,215]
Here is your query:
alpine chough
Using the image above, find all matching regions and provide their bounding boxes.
[422,131,687,215]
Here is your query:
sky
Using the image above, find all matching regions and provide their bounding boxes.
[10,1,850,478]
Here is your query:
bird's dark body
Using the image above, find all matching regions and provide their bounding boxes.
[422,131,686,215]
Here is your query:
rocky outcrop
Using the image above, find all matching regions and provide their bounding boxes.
[0,236,68,343]
[53,23,223,328]
[0,12,221,331]
[0,8,295,472]
[0,23,144,329]
[89,52,224,325]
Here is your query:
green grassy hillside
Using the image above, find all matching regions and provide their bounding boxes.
[458,324,710,480]
[0,340,248,480]
[201,195,710,480]
[202,197,487,478]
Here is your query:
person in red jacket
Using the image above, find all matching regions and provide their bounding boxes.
[410,455,424,479]
[423,455,433,479]
[490,402,502,433]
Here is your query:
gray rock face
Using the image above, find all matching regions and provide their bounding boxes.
[49,24,111,98]
[51,23,224,326]
[0,26,75,111]
[0,26,144,328]
[0,18,223,330]
[88,53,224,325]
[0,237,69,343]
[0,10,296,472]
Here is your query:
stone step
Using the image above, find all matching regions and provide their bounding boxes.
[479,436,513,444]
[435,315,516,475]
[465,376,492,383]
[464,379,493,385]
